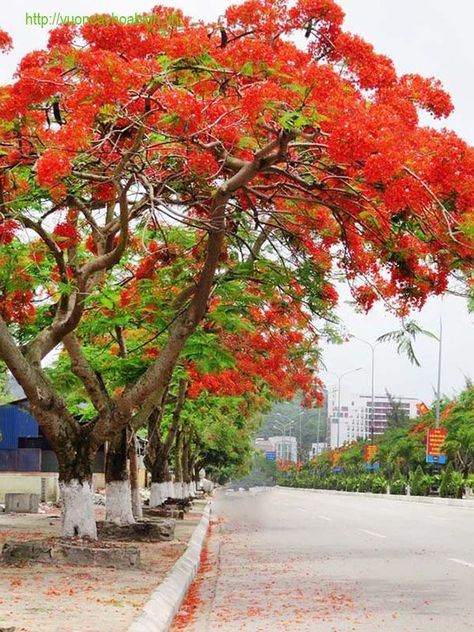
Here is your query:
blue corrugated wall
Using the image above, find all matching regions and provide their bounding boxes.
[0,405,39,449]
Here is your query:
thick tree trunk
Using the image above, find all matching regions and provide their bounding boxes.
[60,480,97,539]
[105,428,135,525]
[57,433,98,539]
[149,453,172,508]
[128,433,143,520]
[144,380,187,507]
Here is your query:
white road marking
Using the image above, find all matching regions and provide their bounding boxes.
[297,507,307,512]
[359,529,386,539]
[318,515,332,521]
[448,558,474,569]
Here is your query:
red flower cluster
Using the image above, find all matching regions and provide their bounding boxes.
[0,290,35,324]
[52,222,80,250]
[36,150,72,196]
[0,29,12,53]
[187,151,219,178]
[0,219,20,245]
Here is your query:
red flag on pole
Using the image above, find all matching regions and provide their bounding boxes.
[416,402,429,415]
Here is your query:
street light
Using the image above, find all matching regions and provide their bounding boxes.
[350,336,382,442]
[325,367,363,448]
[435,308,443,429]
[274,411,304,460]
[314,406,323,456]
[271,419,296,461]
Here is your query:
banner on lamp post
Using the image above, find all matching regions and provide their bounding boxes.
[426,427,447,464]
[364,444,380,471]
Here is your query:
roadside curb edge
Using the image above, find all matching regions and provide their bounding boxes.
[128,501,212,632]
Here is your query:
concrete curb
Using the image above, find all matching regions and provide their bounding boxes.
[128,502,211,632]
[278,487,474,508]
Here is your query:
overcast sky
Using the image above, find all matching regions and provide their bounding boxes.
[1,0,473,404]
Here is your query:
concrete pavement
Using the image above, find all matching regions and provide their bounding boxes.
[171,487,474,631]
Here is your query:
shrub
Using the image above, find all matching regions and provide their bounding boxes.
[389,465,407,495]
[465,474,474,492]
[370,475,388,494]
[389,478,407,495]
[409,466,431,496]
[345,477,359,492]
[451,472,465,498]
[439,463,464,498]
[336,476,346,491]
[357,475,371,492]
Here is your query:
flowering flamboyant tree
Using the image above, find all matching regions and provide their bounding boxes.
[0,0,472,537]
[48,233,322,520]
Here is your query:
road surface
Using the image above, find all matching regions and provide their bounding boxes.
[172,487,474,631]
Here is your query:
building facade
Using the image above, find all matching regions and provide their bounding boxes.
[328,389,419,448]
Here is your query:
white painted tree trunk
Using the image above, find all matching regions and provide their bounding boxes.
[105,480,135,525]
[131,486,143,520]
[168,482,175,499]
[150,482,167,508]
[174,481,184,499]
[160,481,169,503]
[165,480,174,500]
[60,479,97,539]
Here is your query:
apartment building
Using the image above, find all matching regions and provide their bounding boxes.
[328,389,419,448]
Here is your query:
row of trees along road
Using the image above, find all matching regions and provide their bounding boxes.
[280,385,474,494]
[0,0,473,537]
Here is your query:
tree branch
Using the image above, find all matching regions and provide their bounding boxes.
[63,334,112,418]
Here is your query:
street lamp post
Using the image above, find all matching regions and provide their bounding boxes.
[435,314,443,429]
[274,411,303,461]
[316,407,321,453]
[326,368,363,448]
[351,337,382,442]
[271,419,296,461]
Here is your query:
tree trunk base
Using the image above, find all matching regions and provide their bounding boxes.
[60,480,97,539]
[105,480,135,526]
[97,519,176,541]
[173,481,184,499]
[131,486,143,520]
[144,506,185,520]
[150,482,171,508]
[165,480,174,500]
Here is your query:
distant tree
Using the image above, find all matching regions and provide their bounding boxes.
[385,390,410,429]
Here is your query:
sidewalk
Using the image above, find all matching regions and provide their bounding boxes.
[0,499,209,632]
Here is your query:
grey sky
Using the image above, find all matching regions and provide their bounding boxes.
[1,0,473,403]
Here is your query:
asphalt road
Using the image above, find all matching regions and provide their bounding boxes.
[172,487,474,632]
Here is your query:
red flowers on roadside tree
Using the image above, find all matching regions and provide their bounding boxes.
[0,0,472,536]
